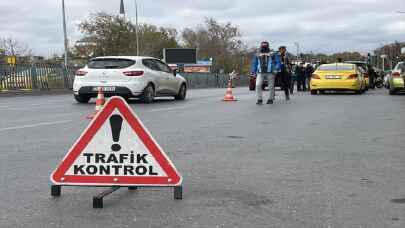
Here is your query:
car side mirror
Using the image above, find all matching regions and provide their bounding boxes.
[173,69,177,76]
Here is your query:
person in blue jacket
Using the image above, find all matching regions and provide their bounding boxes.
[251,41,281,105]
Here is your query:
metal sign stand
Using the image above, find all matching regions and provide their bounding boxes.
[51,185,183,208]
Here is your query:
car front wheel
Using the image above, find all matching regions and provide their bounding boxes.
[175,84,187,100]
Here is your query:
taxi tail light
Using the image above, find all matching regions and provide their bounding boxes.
[312,74,320,79]
[347,74,358,79]
[75,70,88,76]
[123,71,144,77]
[392,72,401,78]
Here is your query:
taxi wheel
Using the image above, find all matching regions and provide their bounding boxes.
[355,90,362,95]
[310,90,317,95]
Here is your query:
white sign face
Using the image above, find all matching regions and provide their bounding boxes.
[401,47,405,54]
[381,54,388,59]
[66,110,166,177]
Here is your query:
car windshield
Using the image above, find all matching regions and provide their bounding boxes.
[318,65,354,71]
[87,58,135,69]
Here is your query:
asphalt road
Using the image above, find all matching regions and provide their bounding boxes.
[1,88,405,228]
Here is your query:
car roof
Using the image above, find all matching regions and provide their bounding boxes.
[321,63,356,67]
[345,61,366,65]
[91,56,159,61]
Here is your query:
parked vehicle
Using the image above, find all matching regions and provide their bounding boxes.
[345,61,375,89]
[249,74,268,91]
[249,74,284,91]
[73,56,187,103]
[388,61,405,95]
[310,63,366,95]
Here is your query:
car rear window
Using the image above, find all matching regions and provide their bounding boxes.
[87,58,136,69]
[395,62,405,71]
[318,65,354,71]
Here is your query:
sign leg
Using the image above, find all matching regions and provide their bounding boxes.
[51,185,61,197]
[174,186,182,200]
[93,196,103,209]
[93,186,120,209]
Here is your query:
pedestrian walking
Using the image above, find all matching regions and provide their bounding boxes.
[290,65,298,93]
[296,63,306,91]
[277,46,291,100]
[250,41,281,105]
[304,63,314,91]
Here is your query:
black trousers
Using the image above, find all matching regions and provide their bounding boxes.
[278,72,290,96]
[297,77,306,91]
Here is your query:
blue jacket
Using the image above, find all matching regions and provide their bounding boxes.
[251,52,282,74]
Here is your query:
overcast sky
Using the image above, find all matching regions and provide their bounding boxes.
[1,0,404,57]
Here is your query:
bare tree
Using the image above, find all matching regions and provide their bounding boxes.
[182,18,245,73]
[0,37,32,56]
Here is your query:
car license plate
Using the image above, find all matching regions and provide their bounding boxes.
[325,75,341,79]
[93,87,116,92]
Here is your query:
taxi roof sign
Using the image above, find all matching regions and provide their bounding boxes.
[50,96,182,186]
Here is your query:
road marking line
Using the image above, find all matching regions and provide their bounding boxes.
[148,105,191,112]
[0,120,72,132]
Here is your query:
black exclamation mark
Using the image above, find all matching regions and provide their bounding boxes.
[110,114,123,152]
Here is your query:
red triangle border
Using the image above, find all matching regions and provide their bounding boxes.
[50,96,182,186]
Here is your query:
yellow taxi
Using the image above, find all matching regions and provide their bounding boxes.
[310,63,366,95]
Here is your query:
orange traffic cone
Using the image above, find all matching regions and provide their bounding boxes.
[86,88,105,119]
[223,80,237,102]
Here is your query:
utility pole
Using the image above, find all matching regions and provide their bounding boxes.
[294,42,300,63]
[135,0,139,56]
[120,0,125,19]
[62,0,69,69]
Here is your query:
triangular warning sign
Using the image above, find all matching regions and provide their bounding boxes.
[50,96,182,186]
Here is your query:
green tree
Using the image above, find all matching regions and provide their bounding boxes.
[73,12,178,60]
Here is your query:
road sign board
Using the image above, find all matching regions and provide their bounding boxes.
[50,96,182,186]
[6,56,16,65]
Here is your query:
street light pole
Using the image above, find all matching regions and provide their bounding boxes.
[135,0,139,56]
[294,42,300,63]
[62,0,69,69]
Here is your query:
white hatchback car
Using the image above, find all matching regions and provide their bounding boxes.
[73,56,187,103]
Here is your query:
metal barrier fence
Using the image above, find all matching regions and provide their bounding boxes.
[0,64,74,91]
[0,65,248,92]
[182,73,249,89]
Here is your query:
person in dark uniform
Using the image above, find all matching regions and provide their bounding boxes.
[296,62,306,91]
[277,46,291,100]
[304,63,314,91]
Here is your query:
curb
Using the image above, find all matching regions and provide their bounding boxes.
[0,89,72,97]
